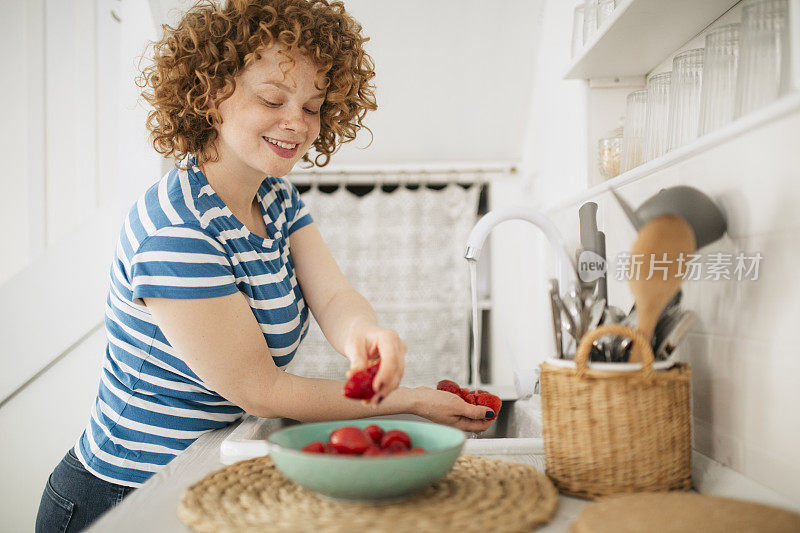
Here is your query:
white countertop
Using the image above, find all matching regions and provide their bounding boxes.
[87,418,591,532]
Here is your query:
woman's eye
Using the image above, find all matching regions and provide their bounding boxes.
[259,98,281,107]
[304,108,320,115]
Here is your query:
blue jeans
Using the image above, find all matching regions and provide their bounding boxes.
[35,447,136,532]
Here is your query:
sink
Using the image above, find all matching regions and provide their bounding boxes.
[220,396,544,464]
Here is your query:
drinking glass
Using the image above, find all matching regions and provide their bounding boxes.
[734,0,790,118]
[599,136,622,180]
[668,49,705,150]
[583,0,599,45]
[621,89,648,172]
[598,0,616,27]
[643,72,672,162]
[699,24,740,135]
[571,4,585,58]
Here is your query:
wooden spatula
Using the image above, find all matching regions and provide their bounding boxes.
[628,215,696,362]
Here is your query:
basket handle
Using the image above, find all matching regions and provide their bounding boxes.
[574,324,656,381]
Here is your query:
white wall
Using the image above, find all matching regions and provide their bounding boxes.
[487,0,589,388]
[0,0,163,530]
[0,1,35,284]
[0,328,105,531]
[510,0,800,509]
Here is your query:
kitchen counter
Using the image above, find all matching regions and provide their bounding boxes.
[87,417,592,532]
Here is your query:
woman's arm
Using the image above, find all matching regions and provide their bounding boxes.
[289,222,406,403]
[142,291,493,430]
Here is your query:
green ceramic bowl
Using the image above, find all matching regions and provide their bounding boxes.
[266,419,465,501]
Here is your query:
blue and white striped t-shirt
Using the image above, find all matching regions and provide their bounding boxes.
[74,153,314,487]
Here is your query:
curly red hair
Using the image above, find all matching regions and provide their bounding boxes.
[137,0,377,168]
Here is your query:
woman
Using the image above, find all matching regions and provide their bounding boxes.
[36,1,494,530]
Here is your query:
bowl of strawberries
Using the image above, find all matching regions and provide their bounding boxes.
[266,419,465,501]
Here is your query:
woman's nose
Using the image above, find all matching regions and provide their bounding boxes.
[280,106,308,134]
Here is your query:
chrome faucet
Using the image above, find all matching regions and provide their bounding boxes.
[464,206,579,398]
[464,205,578,288]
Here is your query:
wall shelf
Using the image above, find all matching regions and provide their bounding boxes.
[565,0,739,79]
[544,91,800,212]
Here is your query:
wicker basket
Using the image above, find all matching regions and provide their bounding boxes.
[540,324,692,499]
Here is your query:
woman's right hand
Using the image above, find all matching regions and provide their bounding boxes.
[409,386,496,433]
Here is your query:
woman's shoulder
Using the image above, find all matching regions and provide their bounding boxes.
[122,165,217,250]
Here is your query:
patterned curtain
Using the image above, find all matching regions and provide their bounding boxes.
[284,177,482,388]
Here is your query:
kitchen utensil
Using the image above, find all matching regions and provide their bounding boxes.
[548,279,564,359]
[699,23,741,135]
[578,202,603,304]
[586,297,606,333]
[615,291,682,361]
[562,281,583,327]
[656,309,698,361]
[652,300,683,352]
[735,0,791,118]
[627,215,697,362]
[611,305,637,361]
[266,419,464,501]
[579,202,600,253]
[643,72,672,162]
[595,304,625,361]
[668,48,705,149]
[596,230,608,301]
[621,89,648,172]
[611,185,727,249]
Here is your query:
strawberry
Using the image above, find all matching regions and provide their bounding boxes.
[436,379,461,396]
[476,393,502,419]
[363,424,385,445]
[363,446,386,457]
[463,393,477,405]
[323,443,340,454]
[301,441,325,453]
[330,426,372,454]
[458,387,470,399]
[343,360,380,400]
[380,429,411,450]
[385,441,410,455]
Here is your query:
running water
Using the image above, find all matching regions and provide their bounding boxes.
[468,259,481,390]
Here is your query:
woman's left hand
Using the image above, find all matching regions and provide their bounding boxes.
[344,321,407,406]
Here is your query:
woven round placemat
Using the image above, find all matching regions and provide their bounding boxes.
[178,455,558,533]
[571,492,800,533]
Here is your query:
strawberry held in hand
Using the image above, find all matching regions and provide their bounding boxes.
[343,360,380,400]
[436,379,461,396]
[436,378,502,420]
[476,393,502,420]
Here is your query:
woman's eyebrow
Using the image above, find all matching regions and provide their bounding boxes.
[260,81,325,99]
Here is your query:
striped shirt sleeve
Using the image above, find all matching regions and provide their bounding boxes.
[285,180,313,235]
[130,225,239,301]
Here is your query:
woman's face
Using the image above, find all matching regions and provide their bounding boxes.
[213,45,326,178]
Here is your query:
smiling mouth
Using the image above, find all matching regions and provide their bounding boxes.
[263,137,300,158]
[264,137,299,149]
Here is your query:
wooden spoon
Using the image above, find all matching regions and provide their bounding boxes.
[628,215,696,362]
